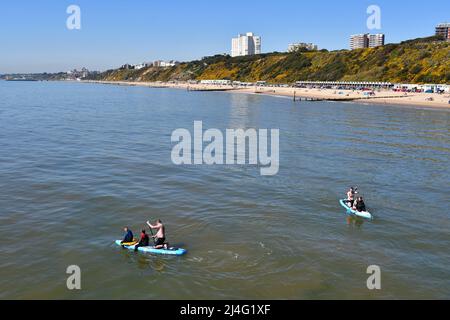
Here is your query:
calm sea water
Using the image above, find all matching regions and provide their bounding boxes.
[0,81,449,299]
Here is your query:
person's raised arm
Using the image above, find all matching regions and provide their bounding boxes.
[146,221,156,229]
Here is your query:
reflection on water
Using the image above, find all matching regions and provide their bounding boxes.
[0,81,449,299]
[228,93,261,128]
[346,216,365,227]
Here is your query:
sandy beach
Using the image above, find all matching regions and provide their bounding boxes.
[84,80,450,109]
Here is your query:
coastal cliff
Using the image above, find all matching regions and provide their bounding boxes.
[90,37,450,84]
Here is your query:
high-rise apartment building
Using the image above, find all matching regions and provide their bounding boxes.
[435,23,450,41]
[368,34,385,48]
[350,33,385,50]
[231,32,261,57]
[350,34,369,50]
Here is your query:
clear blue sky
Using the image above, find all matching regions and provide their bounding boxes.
[0,0,448,73]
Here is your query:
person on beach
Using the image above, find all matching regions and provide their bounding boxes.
[134,229,150,252]
[354,197,367,212]
[147,220,168,249]
[121,227,134,244]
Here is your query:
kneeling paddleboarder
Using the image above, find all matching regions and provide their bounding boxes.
[147,219,168,249]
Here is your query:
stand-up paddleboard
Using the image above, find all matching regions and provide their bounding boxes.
[115,240,187,256]
[339,199,373,220]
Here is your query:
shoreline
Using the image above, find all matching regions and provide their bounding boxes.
[82,80,450,109]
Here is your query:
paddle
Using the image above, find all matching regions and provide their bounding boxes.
[146,220,157,245]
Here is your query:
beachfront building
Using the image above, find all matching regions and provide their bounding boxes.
[350,34,385,50]
[435,23,450,41]
[200,79,232,85]
[231,32,261,57]
[393,83,450,93]
[287,42,318,52]
[295,81,394,90]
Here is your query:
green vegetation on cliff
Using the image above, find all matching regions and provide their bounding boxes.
[91,37,450,84]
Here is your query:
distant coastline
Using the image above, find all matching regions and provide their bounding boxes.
[5,78,38,82]
[2,35,448,109]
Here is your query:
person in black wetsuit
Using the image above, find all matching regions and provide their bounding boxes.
[355,197,367,212]
[134,229,150,252]
[121,227,134,244]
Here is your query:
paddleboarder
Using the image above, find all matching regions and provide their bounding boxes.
[346,187,356,207]
[147,219,168,249]
[121,227,134,244]
[134,229,150,251]
[354,197,367,212]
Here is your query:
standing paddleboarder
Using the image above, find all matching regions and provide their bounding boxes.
[346,187,356,208]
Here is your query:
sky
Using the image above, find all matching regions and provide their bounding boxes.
[0,0,448,73]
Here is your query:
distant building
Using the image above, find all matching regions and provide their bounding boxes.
[350,34,369,50]
[133,63,150,70]
[153,60,179,68]
[164,60,179,67]
[80,67,89,78]
[200,79,232,85]
[368,34,385,48]
[435,23,450,41]
[295,81,394,89]
[350,33,385,50]
[67,67,90,79]
[287,42,318,52]
[231,32,261,57]
[120,64,134,70]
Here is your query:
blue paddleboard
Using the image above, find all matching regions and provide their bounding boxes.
[115,240,187,256]
[339,199,373,220]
